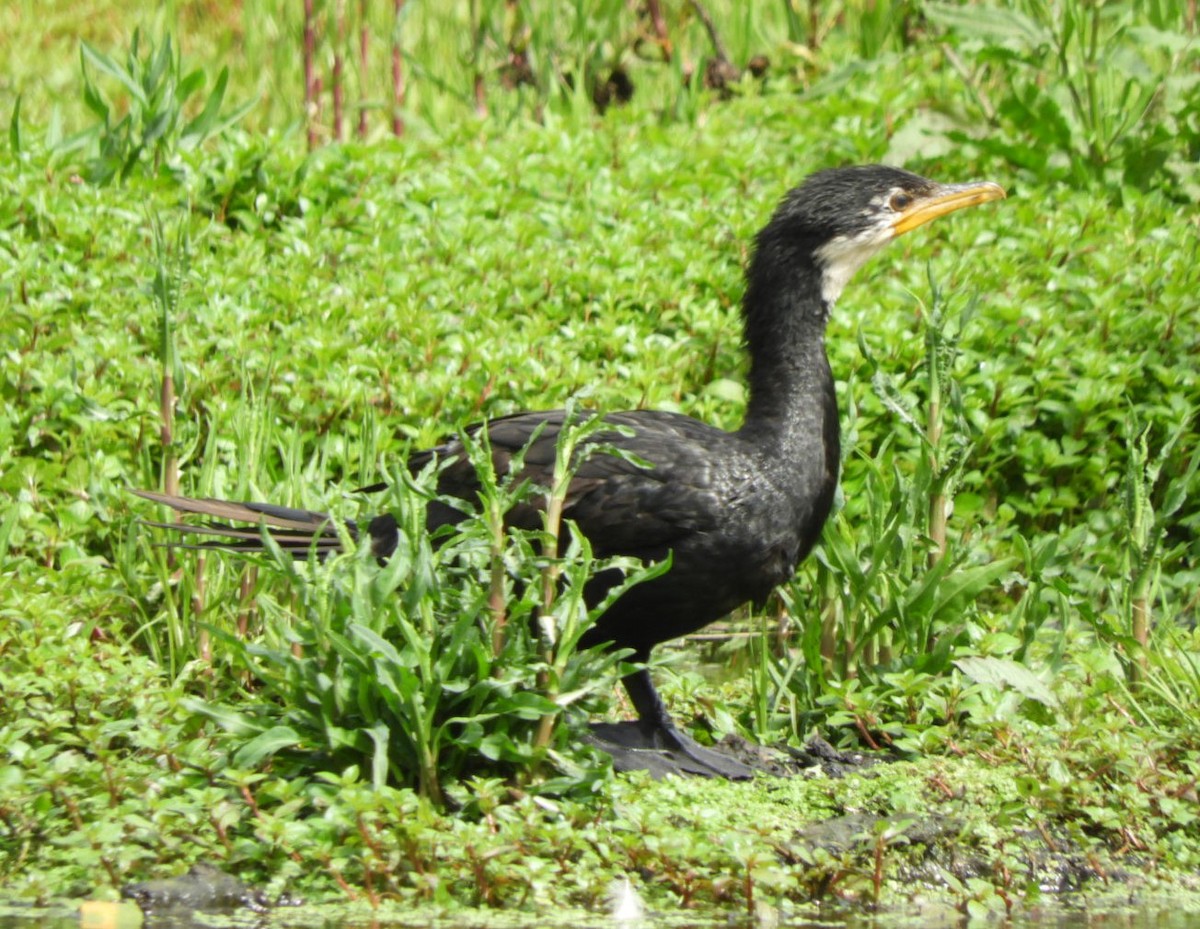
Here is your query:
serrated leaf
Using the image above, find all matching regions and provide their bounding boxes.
[1128,25,1197,53]
[924,2,1049,48]
[871,369,923,435]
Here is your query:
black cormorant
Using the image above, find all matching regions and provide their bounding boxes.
[135,165,1004,779]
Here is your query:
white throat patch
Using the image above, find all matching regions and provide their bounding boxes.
[814,225,895,309]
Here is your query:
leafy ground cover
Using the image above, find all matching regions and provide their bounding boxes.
[3,0,1200,920]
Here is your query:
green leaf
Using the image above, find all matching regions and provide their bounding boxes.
[366,722,392,789]
[232,725,303,767]
[1128,25,1196,53]
[176,68,207,104]
[924,2,1048,48]
[0,505,19,564]
[142,108,172,147]
[870,369,923,437]
[80,65,110,122]
[501,691,559,720]
[1161,442,1200,519]
[8,94,20,155]
[180,65,230,146]
[955,656,1060,708]
[146,33,173,94]
[704,377,745,404]
[925,558,1015,620]
[181,698,262,736]
[348,622,405,664]
[81,40,148,106]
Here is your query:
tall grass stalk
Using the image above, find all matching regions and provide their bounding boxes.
[646,0,672,59]
[358,0,370,137]
[304,0,317,149]
[1119,413,1200,678]
[333,0,346,141]
[470,0,489,117]
[149,215,182,502]
[534,414,580,751]
[921,266,975,570]
[392,0,408,135]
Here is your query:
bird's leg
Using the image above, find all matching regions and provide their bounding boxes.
[619,666,756,780]
[622,666,680,739]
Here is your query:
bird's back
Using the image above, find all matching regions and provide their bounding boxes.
[402,406,836,654]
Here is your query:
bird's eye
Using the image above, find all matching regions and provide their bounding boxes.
[889,192,912,211]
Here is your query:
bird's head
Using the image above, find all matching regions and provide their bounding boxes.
[757,165,1005,310]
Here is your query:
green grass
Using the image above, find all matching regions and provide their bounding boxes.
[3,0,1200,915]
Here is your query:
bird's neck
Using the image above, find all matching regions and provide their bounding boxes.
[737,252,836,446]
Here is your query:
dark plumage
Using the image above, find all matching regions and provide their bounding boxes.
[135,165,1003,779]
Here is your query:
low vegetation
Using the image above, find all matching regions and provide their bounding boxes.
[2,0,1199,918]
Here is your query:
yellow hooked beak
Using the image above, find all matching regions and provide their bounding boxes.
[892,181,1006,236]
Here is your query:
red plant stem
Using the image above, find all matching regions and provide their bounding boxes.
[470,0,487,117]
[474,74,487,117]
[237,565,257,638]
[358,0,370,138]
[392,0,407,135]
[689,0,730,64]
[645,0,671,60]
[304,0,317,149]
[313,74,324,135]
[333,0,346,141]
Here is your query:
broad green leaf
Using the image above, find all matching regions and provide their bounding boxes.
[1128,25,1197,53]
[176,68,207,103]
[955,656,1059,708]
[348,622,404,664]
[924,2,1048,48]
[232,725,303,767]
[927,559,1015,619]
[181,698,262,736]
[180,66,231,146]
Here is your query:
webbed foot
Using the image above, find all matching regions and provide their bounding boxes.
[587,720,757,780]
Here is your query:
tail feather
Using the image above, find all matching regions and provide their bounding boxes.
[131,489,354,556]
[132,489,335,533]
[139,518,343,550]
[139,519,271,541]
